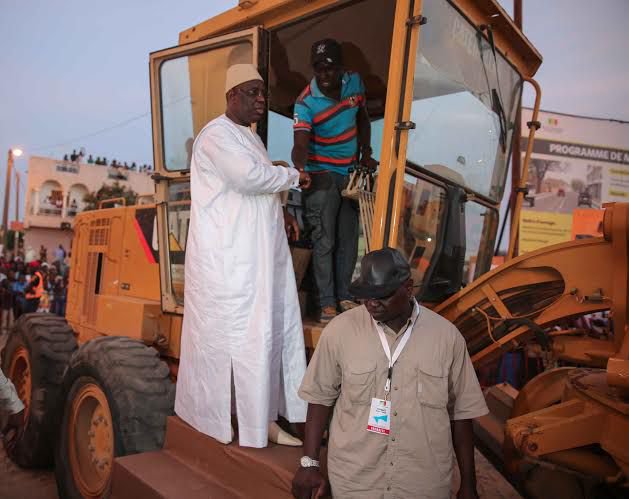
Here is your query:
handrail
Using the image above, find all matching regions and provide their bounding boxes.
[136,194,156,205]
[98,197,127,209]
[272,160,290,168]
[507,78,542,260]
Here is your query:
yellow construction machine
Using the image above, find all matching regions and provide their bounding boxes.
[2,0,627,498]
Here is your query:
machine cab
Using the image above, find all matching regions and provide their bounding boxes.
[148,0,541,314]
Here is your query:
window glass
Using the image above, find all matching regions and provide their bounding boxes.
[267,112,384,164]
[463,201,498,284]
[396,172,447,287]
[167,181,191,304]
[160,41,252,171]
[406,0,522,201]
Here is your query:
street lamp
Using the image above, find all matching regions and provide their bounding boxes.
[2,148,23,251]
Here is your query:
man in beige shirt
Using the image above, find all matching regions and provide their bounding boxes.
[292,248,488,499]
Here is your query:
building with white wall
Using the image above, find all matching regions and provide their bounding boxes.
[23,156,154,257]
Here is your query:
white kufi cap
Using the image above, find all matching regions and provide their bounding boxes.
[225,63,263,93]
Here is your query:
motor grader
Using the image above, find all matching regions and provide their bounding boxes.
[2,0,627,498]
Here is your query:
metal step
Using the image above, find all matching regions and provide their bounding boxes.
[111,416,305,499]
[111,450,236,499]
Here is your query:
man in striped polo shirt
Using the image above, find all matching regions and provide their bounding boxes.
[292,38,375,323]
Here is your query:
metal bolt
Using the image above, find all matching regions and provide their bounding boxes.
[528,442,538,452]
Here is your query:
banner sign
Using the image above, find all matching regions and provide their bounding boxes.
[522,137,629,166]
[518,109,629,252]
[518,211,573,254]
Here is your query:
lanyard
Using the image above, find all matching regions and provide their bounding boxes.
[377,321,414,400]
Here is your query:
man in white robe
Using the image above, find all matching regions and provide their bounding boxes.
[175,64,311,448]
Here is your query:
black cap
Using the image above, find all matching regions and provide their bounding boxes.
[349,248,411,299]
[311,38,342,67]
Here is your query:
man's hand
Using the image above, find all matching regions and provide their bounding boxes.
[283,210,300,242]
[360,155,378,173]
[457,484,479,499]
[2,409,25,453]
[292,467,329,499]
[298,171,312,190]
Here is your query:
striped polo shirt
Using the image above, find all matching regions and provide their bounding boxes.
[293,72,366,175]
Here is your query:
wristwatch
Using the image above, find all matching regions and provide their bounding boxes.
[300,456,320,468]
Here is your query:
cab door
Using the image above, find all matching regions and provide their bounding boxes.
[148,28,266,314]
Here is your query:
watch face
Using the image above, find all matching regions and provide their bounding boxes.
[301,456,318,467]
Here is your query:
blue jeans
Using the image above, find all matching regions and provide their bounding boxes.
[54,297,66,317]
[304,171,359,308]
[23,298,40,314]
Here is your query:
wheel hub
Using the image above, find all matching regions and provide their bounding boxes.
[68,383,114,498]
[8,346,31,425]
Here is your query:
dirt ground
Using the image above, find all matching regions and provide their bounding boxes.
[0,446,519,499]
[0,445,58,499]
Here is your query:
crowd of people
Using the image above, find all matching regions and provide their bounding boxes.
[62,149,153,173]
[0,244,69,334]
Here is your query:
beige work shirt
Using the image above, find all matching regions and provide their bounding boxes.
[299,302,488,499]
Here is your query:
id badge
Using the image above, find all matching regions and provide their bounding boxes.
[366,398,391,435]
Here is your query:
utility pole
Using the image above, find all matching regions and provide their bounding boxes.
[509,0,523,256]
[2,149,15,249]
[15,170,20,225]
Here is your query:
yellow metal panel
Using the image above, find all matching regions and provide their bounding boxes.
[385,0,423,248]
[179,0,541,78]
[66,219,88,329]
[99,214,124,297]
[166,315,183,359]
[95,295,168,344]
[118,207,161,301]
[371,0,420,248]
[179,0,341,44]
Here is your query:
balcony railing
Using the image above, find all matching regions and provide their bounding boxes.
[31,204,84,218]
[38,205,63,216]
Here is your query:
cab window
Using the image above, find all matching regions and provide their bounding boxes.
[159,41,253,171]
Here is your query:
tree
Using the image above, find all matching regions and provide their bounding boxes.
[529,158,564,193]
[82,182,138,211]
[570,179,585,193]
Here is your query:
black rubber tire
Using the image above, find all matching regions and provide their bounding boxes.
[55,336,175,499]
[0,313,78,467]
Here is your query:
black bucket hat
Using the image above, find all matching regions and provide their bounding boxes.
[349,247,411,299]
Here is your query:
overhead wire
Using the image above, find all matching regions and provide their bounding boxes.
[27,95,191,155]
[29,111,151,154]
